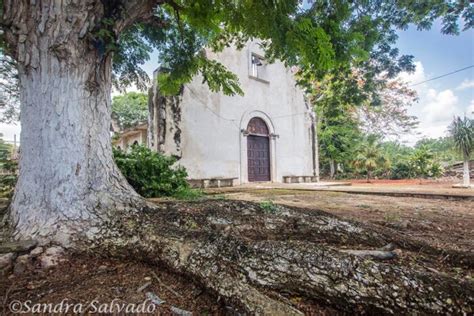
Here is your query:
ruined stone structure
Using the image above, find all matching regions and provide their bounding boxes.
[120,41,317,186]
[113,123,148,151]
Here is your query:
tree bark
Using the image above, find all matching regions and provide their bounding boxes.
[310,111,320,182]
[463,154,470,187]
[329,159,336,179]
[86,200,473,315]
[2,0,147,245]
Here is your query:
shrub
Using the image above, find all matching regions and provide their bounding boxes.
[427,161,444,178]
[0,156,17,198]
[113,145,197,198]
[0,174,16,198]
[390,161,413,180]
[390,157,443,180]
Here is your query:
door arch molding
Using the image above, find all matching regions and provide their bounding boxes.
[247,118,270,182]
[239,110,277,183]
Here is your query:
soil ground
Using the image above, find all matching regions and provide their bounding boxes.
[219,188,474,255]
[337,178,474,196]
[1,255,226,315]
[1,184,473,315]
[216,187,473,280]
[214,179,474,197]
[0,253,341,315]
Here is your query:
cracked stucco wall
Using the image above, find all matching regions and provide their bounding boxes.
[148,71,183,159]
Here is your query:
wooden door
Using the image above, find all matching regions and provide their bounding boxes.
[247,135,270,182]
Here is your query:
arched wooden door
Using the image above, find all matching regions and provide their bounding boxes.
[247,117,271,182]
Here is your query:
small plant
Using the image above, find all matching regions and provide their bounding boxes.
[259,200,280,214]
[384,213,401,223]
[213,194,227,200]
[173,188,203,201]
[113,145,199,198]
[428,161,444,178]
[184,218,199,229]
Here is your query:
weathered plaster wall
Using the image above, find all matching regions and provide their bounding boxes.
[170,41,314,183]
[148,70,182,158]
[115,130,147,151]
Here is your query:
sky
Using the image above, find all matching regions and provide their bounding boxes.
[395,20,474,145]
[1,20,473,146]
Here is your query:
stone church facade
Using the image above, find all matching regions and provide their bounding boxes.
[118,41,317,186]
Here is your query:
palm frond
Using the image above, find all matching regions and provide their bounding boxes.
[449,116,474,158]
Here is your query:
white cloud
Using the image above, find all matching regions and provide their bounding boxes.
[398,61,426,86]
[409,88,459,141]
[421,89,459,123]
[456,79,474,90]
[0,122,21,143]
[398,61,472,144]
[467,100,474,116]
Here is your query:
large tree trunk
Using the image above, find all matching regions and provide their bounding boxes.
[3,0,145,245]
[329,159,336,179]
[2,2,472,314]
[463,154,470,187]
[311,112,320,182]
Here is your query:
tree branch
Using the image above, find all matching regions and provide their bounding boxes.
[114,0,167,33]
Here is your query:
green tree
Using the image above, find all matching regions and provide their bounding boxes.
[0,52,19,123]
[378,141,416,180]
[357,77,419,137]
[409,145,443,181]
[317,99,361,178]
[353,135,391,182]
[449,115,474,187]
[112,92,149,129]
[308,71,419,180]
[409,145,433,179]
[0,133,11,161]
[415,137,461,164]
[380,141,414,165]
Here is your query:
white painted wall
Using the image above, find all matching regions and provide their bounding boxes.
[175,41,314,184]
[115,130,147,151]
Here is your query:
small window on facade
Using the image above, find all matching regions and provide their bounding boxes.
[250,53,269,82]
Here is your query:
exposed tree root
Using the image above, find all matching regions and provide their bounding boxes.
[340,248,398,260]
[73,200,473,315]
